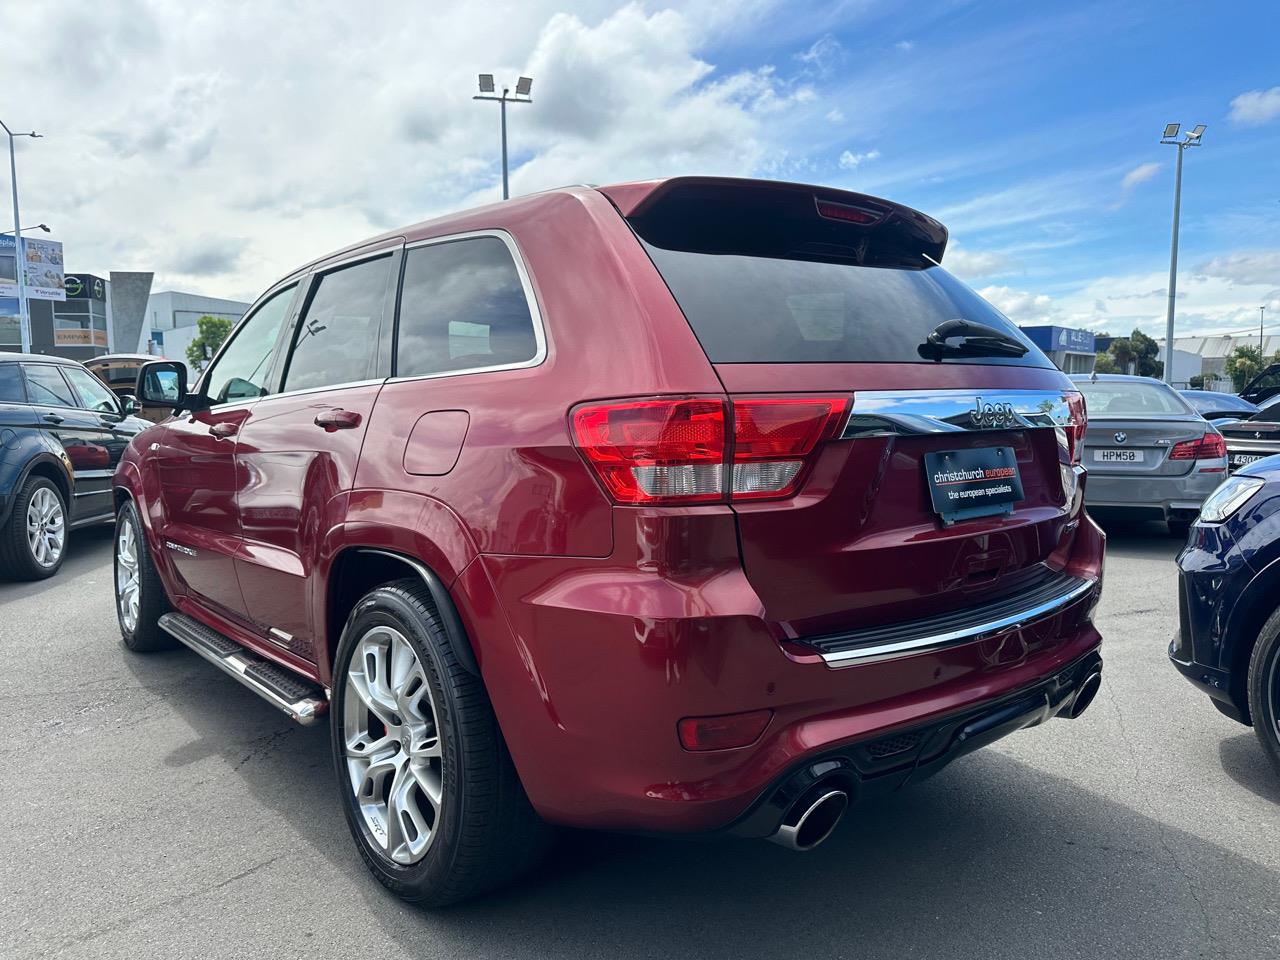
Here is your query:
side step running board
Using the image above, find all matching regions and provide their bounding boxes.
[158,612,329,725]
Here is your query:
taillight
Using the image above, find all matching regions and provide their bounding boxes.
[570,395,848,504]
[1064,391,1087,465]
[678,708,772,751]
[731,397,849,499]
[1169,432,1227,460]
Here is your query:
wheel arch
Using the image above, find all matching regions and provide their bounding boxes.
[1222,557,1280,725]
[9,453,73,524]
[326,547,480,679]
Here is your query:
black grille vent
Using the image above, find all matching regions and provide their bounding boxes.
[866,731,923,759]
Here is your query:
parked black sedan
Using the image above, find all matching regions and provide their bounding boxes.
[1217,404,1280,472]
[1179,389,1259,423]
[1172,457,1280,774]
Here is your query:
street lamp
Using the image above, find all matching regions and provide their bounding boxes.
[1159,122,1205,385]
[473,74,533,200]
[1,120,43,354]
[1262,305,1268,356]
[0,223,50,235]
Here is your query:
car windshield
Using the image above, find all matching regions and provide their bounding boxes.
[1076,380,1193,416]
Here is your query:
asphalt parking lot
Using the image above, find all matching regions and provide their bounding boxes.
[1,520,1277,960]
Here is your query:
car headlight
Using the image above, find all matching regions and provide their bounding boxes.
[1199,475,1265,523]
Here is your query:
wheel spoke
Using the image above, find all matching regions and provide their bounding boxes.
[410,759,444,809]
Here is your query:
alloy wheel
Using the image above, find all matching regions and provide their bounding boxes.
[115,516,140,632]
[26,487,65,568]
[343,625,444,865]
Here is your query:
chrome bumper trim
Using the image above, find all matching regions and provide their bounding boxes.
[841,388,1074,440]
[817,576,1098,667]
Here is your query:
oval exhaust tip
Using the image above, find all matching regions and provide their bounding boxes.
[1067,671,1102,719]
[768,789,849,851]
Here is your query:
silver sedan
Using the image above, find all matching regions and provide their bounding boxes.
[1070,374,1228,536]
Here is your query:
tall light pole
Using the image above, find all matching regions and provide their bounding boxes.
[1262,305,1268,356]
[1159,122,1205,385]
[473,74,533,200]
[1,120,43,354]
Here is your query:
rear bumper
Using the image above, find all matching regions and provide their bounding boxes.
[1085,467,1224,517]
[461,509,1106,835]
[725,647,1102,838]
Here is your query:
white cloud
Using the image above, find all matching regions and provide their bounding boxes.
[838,149,880,170]
[1197,250,1280,286]
[978,285,1056,324]
[1120,161,1161,191]
[826,108,845,124]
[894,40,915,52]
[944,248,1015,280]
[796,35,842,69]
[0,0,815,300]
[1228,86,1280,126]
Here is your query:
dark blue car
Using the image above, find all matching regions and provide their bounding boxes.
[1173,456,1280,773]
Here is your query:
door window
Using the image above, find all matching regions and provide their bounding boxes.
[0,363,24,402]
[203,285,296,405]
[62,366,120,414]
[395,237,539,378]
[280,255,391,393]
[24,364,77,408]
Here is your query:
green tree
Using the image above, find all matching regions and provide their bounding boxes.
[186,315,233,371]
[1225,344,1265,392]
[1128,329,1164,378]
[1188,374,1205,389]
[1092,352,1119,374]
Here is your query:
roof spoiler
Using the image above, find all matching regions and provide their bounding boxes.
[598,176,948,268]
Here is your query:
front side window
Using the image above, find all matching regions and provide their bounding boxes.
[281,255,391,393]
[396,237,538,378]
[62,366,119,414]
[24,364,76,408]
[203,285,296,405]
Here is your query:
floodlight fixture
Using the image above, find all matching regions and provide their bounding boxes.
[478,73,495,93]
[515,76,532,97]
[1188,123,1206,140]
[1162,122,1180,139]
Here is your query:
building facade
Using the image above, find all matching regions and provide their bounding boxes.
[0,271,113,360]
[1019,325,1097,374]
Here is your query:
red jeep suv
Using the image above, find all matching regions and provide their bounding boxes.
[115,177,1104,905]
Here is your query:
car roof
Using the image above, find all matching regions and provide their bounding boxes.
[1069,373,1170,384]
[85,354,158,363]
[0,352,77,365]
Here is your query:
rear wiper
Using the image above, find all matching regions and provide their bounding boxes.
[918,318,1029,362]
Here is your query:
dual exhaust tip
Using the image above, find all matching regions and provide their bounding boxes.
[766,669,1102,851]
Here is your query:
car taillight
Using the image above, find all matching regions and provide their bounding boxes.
[570,395,848,504]
[1169,433,1227,460]
[730,397,849,499]
[1064,390,1087,465]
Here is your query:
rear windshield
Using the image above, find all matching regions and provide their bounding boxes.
[641,245,1047,366]
[627,182,1049,367]
[1076,380,1193,416]
[1182,391,1256,415]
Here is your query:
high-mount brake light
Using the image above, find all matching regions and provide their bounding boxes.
[570,396,849,505]
[815,198,885,225]
[1169,433,1227,461]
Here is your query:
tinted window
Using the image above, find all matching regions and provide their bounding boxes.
[24,364,76,407]
[204,285,295,405]
[396,237,538,378]
[282,255,390,392]
[643,244,1045,366]
[0,363,24,402]
[63,366,119,413]
[1181,391,1256,415]
[1077,380,1193,416]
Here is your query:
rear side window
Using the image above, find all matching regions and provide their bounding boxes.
[282,255,391,393]
[0,363,24,402]
[1077,380,1193,416]
[396,237,539,378]
[630,184,1048,367]
[24,364,76,407]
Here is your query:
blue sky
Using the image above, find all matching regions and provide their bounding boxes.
[3,0,1277,338]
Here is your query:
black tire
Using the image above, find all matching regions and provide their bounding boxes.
[0,475,68,580]
[1246,606,1280,776]
[113,499,174,652]
[1168,518,1192,540]
[331,579,550,906]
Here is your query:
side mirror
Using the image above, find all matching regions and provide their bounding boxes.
[137,361,188,409]
[120,394,141,416]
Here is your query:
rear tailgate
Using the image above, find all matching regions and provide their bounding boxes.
[718,365,1081,636]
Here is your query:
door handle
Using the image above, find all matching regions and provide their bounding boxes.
[314,408,362,432]
[210,422,238,439]
[41,413,64,425]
